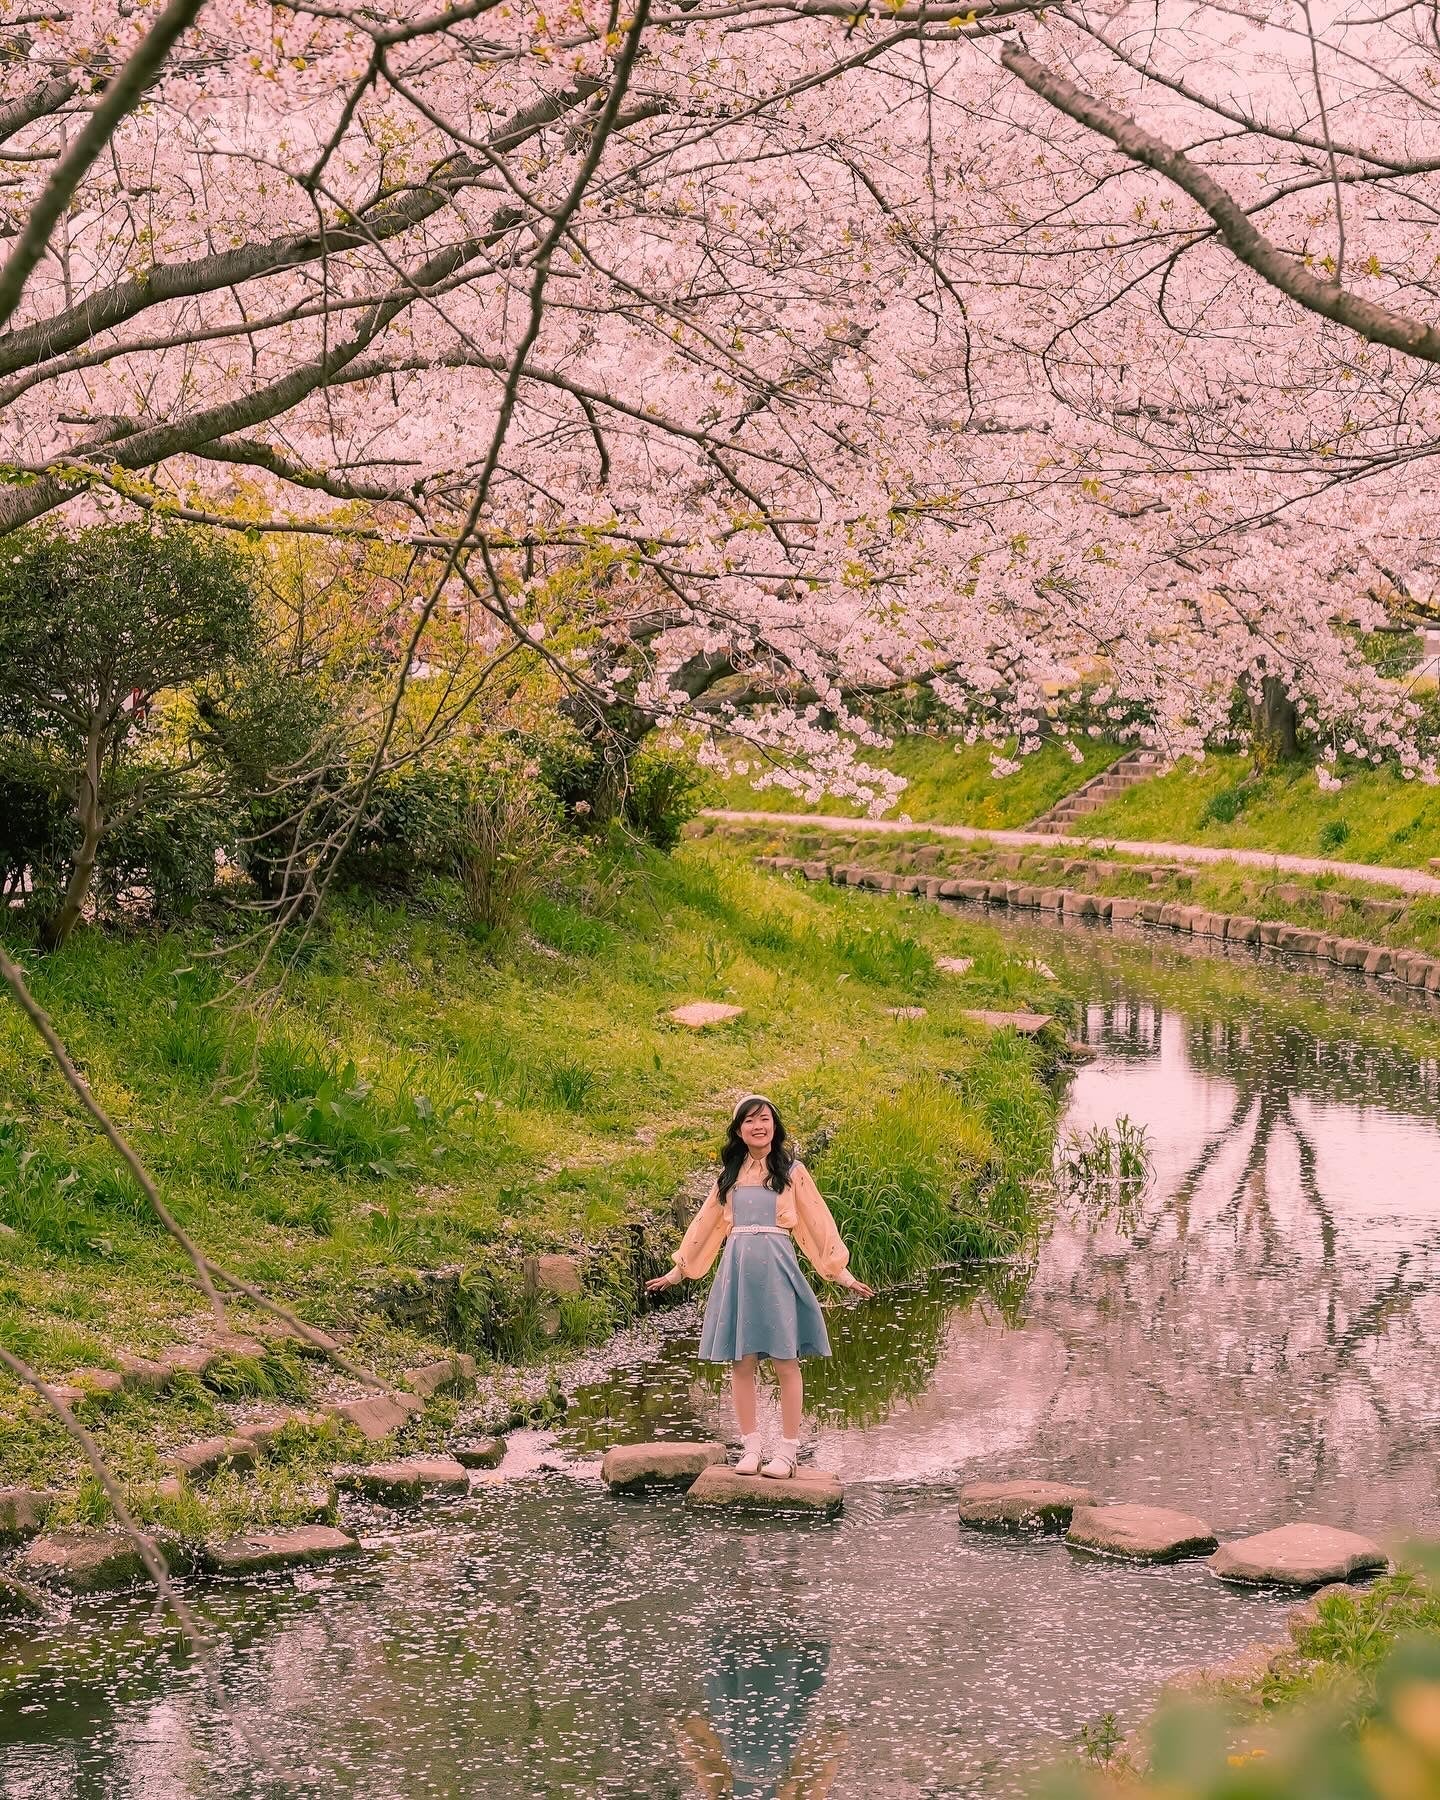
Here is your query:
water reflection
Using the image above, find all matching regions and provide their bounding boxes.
[5,921,1440,1797]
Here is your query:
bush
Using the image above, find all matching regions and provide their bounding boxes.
[621,740,707,851]
[458,777,570,939]
[1200,784,1251,826]
[1319,818,1351,853]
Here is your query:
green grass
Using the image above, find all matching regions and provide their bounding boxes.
[0,845,1064,1499]
[1078,753,1440,871]
[709,734,1125,829]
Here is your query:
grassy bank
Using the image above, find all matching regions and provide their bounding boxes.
[710,735,1124,828]
[0,846,1065,1525]
[697,817,1440,964]
[1048,1572,1440,1798]
[1077,753,1440,871]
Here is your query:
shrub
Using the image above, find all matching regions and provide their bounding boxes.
[1319,818,1351,853]
[621,740,707,851]
[457,777,569,939]
[825,920,935,989]
[1200,784,1250,827]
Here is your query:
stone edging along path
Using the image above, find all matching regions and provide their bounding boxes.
[707,809,1440,899]
[753,854,1440,994]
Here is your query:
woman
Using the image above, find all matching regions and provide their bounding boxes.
[646,1095,873,1478]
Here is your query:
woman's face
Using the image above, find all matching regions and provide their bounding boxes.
[739,1105,775,1153]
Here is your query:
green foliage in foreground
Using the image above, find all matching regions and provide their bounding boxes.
[0,845,1064,1495]
[1041,1574,1440,1800]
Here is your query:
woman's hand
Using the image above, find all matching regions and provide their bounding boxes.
[645,1268,684,1294]
[841,1272,875,1299]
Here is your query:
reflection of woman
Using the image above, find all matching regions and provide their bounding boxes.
[647,1095,872,1478]
[675,1625,846,1800]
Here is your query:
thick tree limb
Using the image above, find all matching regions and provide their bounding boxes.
[1000,41,1440,366]
[0,73,80,147]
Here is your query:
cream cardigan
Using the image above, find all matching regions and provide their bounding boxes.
[670,1161,852,1283]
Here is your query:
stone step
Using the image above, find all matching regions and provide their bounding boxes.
[958,1480,1097,1534]
[452,1436,507,1470]
[336,1457,470,1504]
[1067,1503,1219,1563]
[1210,1523,1388,1588]
[685,1465,843,1517]
[600,1441,727,1493]
[207,1525,361,1576]
[963,1009,1053,1036]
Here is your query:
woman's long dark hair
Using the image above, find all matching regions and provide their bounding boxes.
[717,1098,793,1202]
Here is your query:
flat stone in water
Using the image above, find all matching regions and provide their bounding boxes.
[1067,1503,1218,1563]
[963,1009,1053,1035]
[958,1480,1098,1535]
[336,1457,470,1503]
[685,1466,843,1517]
[19,1530,174,1595]
[600,1440,726,1492]
[452,1436,507,1469]
[1210,1523,1389,1588]
[0,1488,53,1543]
[208,1526,360,1575]
[0,1574,48,1619]
[667,1002,745,1028]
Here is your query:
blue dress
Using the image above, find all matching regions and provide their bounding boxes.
[698,1184,832,1362]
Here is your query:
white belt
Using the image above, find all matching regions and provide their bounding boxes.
[730,1224,788,1236]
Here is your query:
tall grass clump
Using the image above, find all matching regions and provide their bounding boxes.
[825,920,935,990]
[809,1079,1003,1286]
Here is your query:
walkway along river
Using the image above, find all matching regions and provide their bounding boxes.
[2,912,1439,1798]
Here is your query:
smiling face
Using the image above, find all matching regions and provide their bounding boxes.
[738,1103,776,1155]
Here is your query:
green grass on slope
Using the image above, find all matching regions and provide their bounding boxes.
[1076,753,1440,870]
[709,734,1125,829]
[0,847,1064,1492]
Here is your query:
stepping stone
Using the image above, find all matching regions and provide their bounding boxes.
[0,1488,54,1544]
[1210,1523,1389,1589]
[19,1529,181,1595]
[402,1355,478,1399]
[64,1367,125,1401]
[668,1002,745,1029]
[685,1466,843,1518]
[170,1435,258,1481]
[1065,1041,1098,1061]
[1067,1503,1218,1563]
[115,1353,173,1393]
[600,1441,727,1493]
[452,1436,507,1470]
[935,956,974,976]
[207,1525,360,1576]
[0,1574,48,1619]
[886,1006,927,1020]
[336,1456,470,1503]
[963,1009,1053,1036]
[958,1480,1098,1535]
[335,1391,422,1442]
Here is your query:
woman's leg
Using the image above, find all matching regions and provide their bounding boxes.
[730,1354,759,1434]
[773,1358,803,1440]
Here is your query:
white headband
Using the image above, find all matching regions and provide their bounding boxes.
[731,1093,775,1122]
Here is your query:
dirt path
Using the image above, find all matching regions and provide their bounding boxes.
[703,809,1440,898]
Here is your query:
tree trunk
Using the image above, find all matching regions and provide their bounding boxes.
[1249,676,1299,764]
[41,722,105,950]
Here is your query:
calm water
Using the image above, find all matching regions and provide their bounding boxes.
[5,920,1440,1799]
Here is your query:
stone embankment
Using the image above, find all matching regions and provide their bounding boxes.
[753,855,1440,993]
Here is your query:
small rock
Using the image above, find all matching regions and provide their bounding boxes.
[170,1436,258,1481]
[963,1009,1053,1036]
[116,1353,173,1393]
[207,1525,360,1576]
[0,1488,54,1543]
[1210,1523,1389,1588]
[668,1001,746,1029]
[935,957,974,976]
[158,1346,216,1381]
[1067,1503,1218,1563]
[336,1457,470,1503]
[155,1476,185,1502]
[0,1574,49,1619]
[452,1437,507,1470]
[231,1410,303,1452]
[1065,1041,1097,1062]
[402,1354,478,1399]
[684,1466,843,1517]
[20,1529,172,1595]
[336,1392,422,1442]
[958,1480,1097,1535]
[64,1368,125,1401]
[600,1441,726,1493]
[528,1255,583,1298]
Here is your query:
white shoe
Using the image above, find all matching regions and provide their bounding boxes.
[761,1438,799,1480]
[734,1433,764,1476]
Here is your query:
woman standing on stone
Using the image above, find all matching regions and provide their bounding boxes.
[646,1095,873,1479]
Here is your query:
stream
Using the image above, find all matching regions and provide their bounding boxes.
[4,915,1440,1799]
